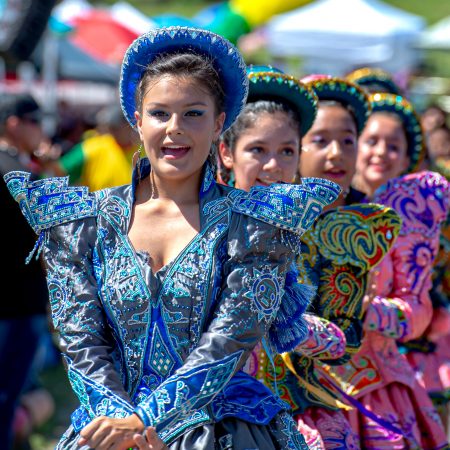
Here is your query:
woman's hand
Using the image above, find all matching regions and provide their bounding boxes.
[78,414,145,450]
[134,428,168,449]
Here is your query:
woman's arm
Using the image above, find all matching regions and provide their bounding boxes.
[45,218,135,427]
[364,238,434,341]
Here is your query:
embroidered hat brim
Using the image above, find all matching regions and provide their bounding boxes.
[120,26,248,132]
[346,67,401,95]
[247,71,318,137]
[304,77,371,134]
[369,93,425,174]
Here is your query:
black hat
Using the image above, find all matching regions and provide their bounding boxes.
[0,93,42,125]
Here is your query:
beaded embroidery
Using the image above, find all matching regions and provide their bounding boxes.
[4,171,97,234]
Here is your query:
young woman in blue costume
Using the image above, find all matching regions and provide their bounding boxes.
[219,69,401,449]
[4,28,341,450]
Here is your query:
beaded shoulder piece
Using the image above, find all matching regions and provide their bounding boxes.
[231,178,340,236]
[4,171,98,234]
[300,203,401,355]
[373,171,450,237]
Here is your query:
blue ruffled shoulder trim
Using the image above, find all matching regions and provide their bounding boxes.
[231,178,340,236]
[4,171,98,234]
[268,265,316,353]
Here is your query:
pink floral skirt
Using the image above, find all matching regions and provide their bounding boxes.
[296,407,360,449]
[345,381,448,449]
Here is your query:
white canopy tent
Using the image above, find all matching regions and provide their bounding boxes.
[266,0,425,75]
[419,16,450,50]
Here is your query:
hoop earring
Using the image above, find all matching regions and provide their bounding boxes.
[149,166,158,200]
[132,144,144,183]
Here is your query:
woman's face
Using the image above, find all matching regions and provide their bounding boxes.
[219,111,300,192]
[135,75,225,183]
[357,113,409,192]
[300,104,358,192]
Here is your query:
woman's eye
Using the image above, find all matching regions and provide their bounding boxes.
[281,147,295,156]
[310,136,327,147]
[343,137,356,146]
[388,144,400,153]
[149,110,168,118]
[185,110,204,117]
[365,137,377,146]
[249,146,264,154]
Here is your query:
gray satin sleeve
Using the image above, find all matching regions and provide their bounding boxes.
[44,218,134,419]
[135,214,292,429]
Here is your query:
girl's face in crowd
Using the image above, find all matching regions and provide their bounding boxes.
[300,104,358,192]
[135,75,225,183]
[356,113,409,192]
[219,111,300,192]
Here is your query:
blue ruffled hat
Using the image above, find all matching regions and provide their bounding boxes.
[246,65,318,137]
[120,26,248,132]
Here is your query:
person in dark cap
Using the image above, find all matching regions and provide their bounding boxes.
[0,92,49,449]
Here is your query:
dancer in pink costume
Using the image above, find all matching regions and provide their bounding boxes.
[221,70,402,449]
[323,93,449,449]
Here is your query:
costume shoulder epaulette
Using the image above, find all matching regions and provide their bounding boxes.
[314,203,402,274]
[4,171,98,235]
[373,171,450,237]
[231,178,340,236]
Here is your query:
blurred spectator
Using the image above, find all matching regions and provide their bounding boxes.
[421,104,447,135]
[0,93,49,449]
[50,104,138,190]
[427,126,450,162]
[52,100,99,156]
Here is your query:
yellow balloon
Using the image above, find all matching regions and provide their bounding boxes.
[230,0,314,28]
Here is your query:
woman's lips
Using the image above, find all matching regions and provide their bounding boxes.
[161,145,190,160]
[369,163,388,173]
[323,169,346,179]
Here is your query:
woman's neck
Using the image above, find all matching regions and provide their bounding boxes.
[352,174,379,200]
[136,168,202,206]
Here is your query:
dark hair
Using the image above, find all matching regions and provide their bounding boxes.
[317,100,358,134]
[222,100,301,151]
[135,52,225,115]
[220,100,301,183]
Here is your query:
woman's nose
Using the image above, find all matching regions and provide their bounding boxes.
[327,140,343,159]
[167,114,183,135]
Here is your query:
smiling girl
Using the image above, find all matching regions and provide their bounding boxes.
[4,28,341,450]
[220,70,401,450]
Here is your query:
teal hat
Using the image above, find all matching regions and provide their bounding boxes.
[302,74,371,134]
[346,67,402,95]
[369,93,425,173]
[246,65,318,136]
[120,26,248,132]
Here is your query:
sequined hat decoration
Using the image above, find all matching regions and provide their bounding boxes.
[346,67,401,95]
[246,65,318,136]
[120,26,249,132]
[302,74,371,134]
[370,93,425,174]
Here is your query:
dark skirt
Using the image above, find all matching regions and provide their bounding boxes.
[56,413,308,450]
